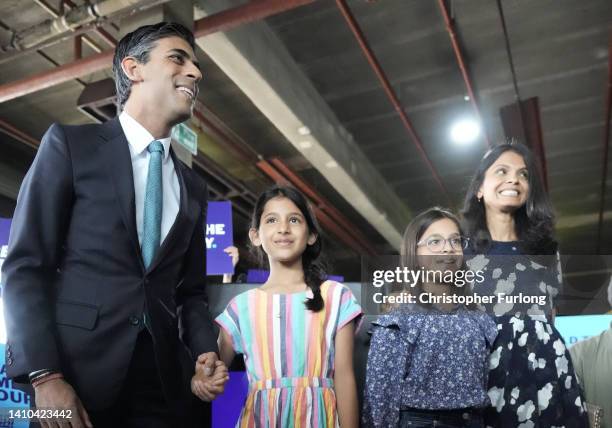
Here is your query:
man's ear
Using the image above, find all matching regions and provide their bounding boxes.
[248,228,261,247]
[307,232,318,246]
[121,57,143,83]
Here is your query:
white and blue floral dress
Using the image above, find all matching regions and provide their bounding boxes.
[465,242,588,428]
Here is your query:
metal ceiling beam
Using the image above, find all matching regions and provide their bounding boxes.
[193,0,316,38]
[0,119,39,149]
[0,51,113,103]
[335,0,452,206]
[196,0,408,249]
[596,33,612,253]
[496,0,530,147]
[437,0,491,148]
[0,0,318,104]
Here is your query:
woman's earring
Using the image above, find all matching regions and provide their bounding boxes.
[477,197,482,203]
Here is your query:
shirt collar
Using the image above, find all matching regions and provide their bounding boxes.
[118,111,171,161]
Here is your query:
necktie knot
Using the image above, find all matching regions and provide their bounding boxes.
[148,140,164,155]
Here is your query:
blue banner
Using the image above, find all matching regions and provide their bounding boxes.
[206,202,234,276]
[0,218,30,427]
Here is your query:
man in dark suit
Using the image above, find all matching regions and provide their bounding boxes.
[1,22,225,427]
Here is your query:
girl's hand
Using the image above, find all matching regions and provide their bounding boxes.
[191,360,229,401]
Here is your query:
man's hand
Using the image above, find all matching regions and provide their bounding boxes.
[191,361,229,401]
[34,378,92,428]
[191,353,229,401]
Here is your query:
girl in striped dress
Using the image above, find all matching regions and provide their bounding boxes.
[215,185,362,427]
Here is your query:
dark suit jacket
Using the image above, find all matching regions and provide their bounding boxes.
[1,117,218,412]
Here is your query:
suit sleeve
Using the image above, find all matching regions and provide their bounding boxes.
[177,181,219,359]
[1,123,73,383]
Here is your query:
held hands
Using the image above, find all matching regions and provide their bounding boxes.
[191,352,229,401]
[34,377,93,428]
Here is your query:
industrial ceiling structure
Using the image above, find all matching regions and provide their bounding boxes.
[0,0,611,310]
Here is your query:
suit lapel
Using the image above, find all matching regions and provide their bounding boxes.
[97,118,142,265]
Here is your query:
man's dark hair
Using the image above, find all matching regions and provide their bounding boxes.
[112,22,196,108]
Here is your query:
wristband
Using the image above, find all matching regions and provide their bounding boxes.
[32,372,63,388]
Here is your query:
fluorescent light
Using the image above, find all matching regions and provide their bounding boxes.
[298,140,312,149]
[450,119,480,144]
[297,126,311,136]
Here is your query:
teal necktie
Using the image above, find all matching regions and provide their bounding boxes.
[142,140,164,269]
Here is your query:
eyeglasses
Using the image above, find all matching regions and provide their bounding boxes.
[417,235,469,253]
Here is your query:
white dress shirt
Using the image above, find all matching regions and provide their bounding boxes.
[118,111,180,246]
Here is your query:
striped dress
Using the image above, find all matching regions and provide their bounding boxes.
[215,281,362,427]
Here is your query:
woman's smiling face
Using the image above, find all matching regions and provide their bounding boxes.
[478,150,530,214]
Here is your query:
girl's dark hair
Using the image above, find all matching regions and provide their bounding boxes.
[251,185,326,312]
[401,207,477,310]
[461,143,557,255]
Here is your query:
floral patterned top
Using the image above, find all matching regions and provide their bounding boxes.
[465,241,561,318]
[362,304,497,427]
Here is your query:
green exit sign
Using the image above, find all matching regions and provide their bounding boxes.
[172,122,198,155]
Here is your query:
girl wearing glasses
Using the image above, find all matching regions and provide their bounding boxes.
[461,143,588,427]
[363,207,497,428]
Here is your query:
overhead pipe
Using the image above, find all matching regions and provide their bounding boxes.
[0,21,107,65]
[33,0,105,53]
[1,0,165,53]
[59,0,119,48]
[335,0,452,206]
[596,34,612,253]
[0,0,319,104]
[437,0,490,148]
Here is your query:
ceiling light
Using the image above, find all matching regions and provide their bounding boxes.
[325,160,338,168]
[464,95,470,101]
[297,126,311,136]
[450,119,480,144]
[298,140,312,149]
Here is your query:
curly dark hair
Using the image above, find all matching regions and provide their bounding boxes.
[250,185,326,312]
[461,143,557,255]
